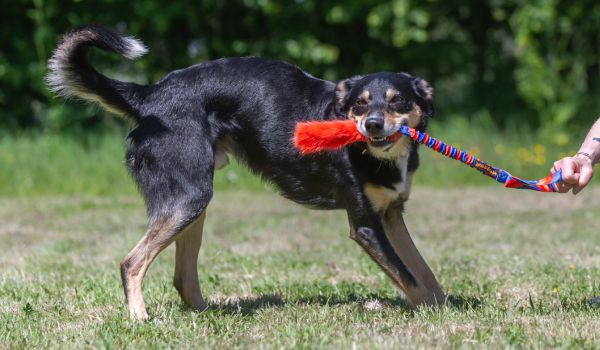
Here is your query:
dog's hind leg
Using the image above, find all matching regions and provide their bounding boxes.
[121,128,214,320]
[173,212,207,310]
[120,199,210,320]
[121,211,194,319]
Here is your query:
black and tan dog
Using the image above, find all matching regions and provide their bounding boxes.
[47,25,445,319]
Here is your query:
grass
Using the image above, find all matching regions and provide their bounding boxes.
[0,131,266,197]
[1,188,599,348]
[1,118,597,196]
[1,120,599,348]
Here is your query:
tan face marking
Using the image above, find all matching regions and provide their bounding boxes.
[348,109,362,121]
[384,89,422,129]
[385,88,398,102]
[348,90,371,121]
[383,103,422,129]
[365,103,422,160]
[350,89,424,160]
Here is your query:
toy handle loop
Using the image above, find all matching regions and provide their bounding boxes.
[501,169,562,192]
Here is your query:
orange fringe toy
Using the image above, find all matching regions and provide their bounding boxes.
[293,120,364,154]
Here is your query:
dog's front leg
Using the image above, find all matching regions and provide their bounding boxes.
[344,191,421,303]
[349,222,420,295]
[382,202,445,306]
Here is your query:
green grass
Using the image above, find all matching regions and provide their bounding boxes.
[1,119,596,196]
[1,188,599,348]
[1,121,599,347]
[0,132,267,196]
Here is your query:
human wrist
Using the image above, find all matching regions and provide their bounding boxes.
[575,150,597,165]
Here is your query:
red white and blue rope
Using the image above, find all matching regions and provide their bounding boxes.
[398,125,561,192]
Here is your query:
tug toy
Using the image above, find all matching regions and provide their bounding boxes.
[293,120,562,192]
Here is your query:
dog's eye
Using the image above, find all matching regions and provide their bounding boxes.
[352,100,368,115]
[352,100,368,114]
[389,95,405,105]
[388,95,410,113]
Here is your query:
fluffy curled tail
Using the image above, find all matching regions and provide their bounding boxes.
[46,25,148,120]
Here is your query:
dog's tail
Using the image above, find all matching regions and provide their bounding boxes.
[46,25,148,121]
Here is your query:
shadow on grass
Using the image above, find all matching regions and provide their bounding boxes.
[202,292,482,316]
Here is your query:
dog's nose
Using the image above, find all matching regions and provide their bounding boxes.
[365,117,384,134]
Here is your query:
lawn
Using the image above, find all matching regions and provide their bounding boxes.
[1,186,599,348]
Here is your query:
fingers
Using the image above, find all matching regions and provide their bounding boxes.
[554,158,580,185]
[548,165,571,192]
[555,182,571,193]
[573,162,594,195]
[552,158,576,193]
[552,155,595,194]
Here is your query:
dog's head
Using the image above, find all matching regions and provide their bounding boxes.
[334,73,433,158]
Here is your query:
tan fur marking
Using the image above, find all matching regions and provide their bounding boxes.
[348,227,411,296]
[174,213,207,310]
[367,137,412,160]
[382,205,445,306]
[363,170,414,213]
[120,210,189,320]
[364,183,397,213]
[367,103,423,160]
[385,88,398,102]
[347,90,370,122]
[348,109,366,122]
[383,103,422,129]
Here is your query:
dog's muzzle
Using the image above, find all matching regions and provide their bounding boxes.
[358,115,403,148]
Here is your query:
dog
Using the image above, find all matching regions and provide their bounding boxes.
[47,25,445,319]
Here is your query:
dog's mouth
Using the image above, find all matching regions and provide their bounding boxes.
[364,122,406,149]
[367,136,395,148]
[356,119,406,150]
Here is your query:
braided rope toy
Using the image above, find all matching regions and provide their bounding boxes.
[293,120,562,192]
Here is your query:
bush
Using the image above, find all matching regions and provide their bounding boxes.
[1,1,599,132]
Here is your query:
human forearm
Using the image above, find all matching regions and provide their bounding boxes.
[576,117,600,165]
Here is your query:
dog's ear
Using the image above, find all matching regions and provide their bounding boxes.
[334,75,363,116]
[411,77,434,119]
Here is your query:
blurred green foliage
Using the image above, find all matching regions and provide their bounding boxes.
[1,0,599,133]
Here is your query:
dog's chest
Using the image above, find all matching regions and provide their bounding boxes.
[363,156,411,212]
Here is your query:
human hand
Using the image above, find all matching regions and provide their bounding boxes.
[551,154,594,194]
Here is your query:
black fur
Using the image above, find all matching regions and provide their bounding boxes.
[47,26,435,289]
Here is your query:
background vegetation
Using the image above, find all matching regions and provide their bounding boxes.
[2,0,600,133]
